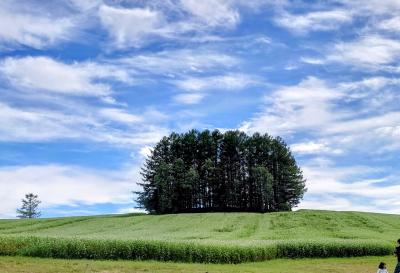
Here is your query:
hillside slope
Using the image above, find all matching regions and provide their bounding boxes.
[1,210,399,244]
[1,210,398,263]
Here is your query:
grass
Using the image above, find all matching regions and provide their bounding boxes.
[0,210,399,263]
[0,255,398,273]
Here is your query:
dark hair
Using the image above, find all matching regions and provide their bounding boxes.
[379,262,386,269]
[398,239,400,244]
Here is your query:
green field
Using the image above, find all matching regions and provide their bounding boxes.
[0,210,399,263]
[0,255,397,273]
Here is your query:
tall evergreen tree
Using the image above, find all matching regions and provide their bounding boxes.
[252,166,274,212]
[16,193,41,218]
[136,130,306,213]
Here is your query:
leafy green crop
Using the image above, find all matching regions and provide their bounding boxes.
[0,236,392,263]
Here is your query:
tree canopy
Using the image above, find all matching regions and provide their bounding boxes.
[16,193,41,219]
[136,130,306,214]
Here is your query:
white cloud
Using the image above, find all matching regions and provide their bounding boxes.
[378,16,400,32]
[96,0,261,49]
[67,0,102,11]
[240,76,400,156]
[291,141,342,155]
[174,74,258,91]
[238,73,400,210]
[99,108,143,124]
[297,196,398,214]
[302,162,399,203]
[0,56,130,97]
[241,77,340,135]
[139,146,153,158]
[340,0,400,16]
[117,49,239,76]
[99,5,164,48]
[0,1,76,48]
[117,207,147,214]
[376,126,400,138]
[339,77,398,92]
[300,57,325,65]
[174,93,205,104]
[297,197,364,212]
[328,35,400,68]
[0,102,89,141]
[0,164,139,218]
[326,112,400,135]
[0,102,169,146]
[274,9,352,34]
[181,0,240,28]
[293,157,400,214]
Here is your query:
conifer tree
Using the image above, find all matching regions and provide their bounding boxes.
[16,193,41,218]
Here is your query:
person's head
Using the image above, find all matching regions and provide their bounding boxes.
[379,262,386,269]
[397,239,400,245]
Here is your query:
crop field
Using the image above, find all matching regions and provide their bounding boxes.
[0,210,399,263]
[0,255,397,273]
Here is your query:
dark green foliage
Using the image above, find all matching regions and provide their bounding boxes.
[275,240,393,258]
[0,236,275,263]
[137,130,306,213]
[0,236,392,264]
[16,193,41,219]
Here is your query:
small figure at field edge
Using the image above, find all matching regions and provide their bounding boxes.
[377,262,388,273]
[393,239,400,273]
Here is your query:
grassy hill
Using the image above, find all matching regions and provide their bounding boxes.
[0,210,399,263]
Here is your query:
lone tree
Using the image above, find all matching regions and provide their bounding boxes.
[16,193,41,219]
[136,130,306,214]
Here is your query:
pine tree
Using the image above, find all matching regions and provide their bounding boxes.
[252,166,274,212]
[16,193,41,218]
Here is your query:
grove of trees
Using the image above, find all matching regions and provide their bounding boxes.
[136,130,306,214]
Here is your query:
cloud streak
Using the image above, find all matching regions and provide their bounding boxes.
[274,9,353,34]
[0,164,139,218]
[0,1,76,49]
[0,56,130,97]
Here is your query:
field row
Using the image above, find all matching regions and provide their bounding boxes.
[1,211,399,243]
[0,236,392,263]
[1,255,397,273]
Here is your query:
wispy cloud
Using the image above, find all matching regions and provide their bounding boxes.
[300,57,325,65]
[96,0,264,49]
[328,35,400,68]
[241,76,400,156]
[0,164,139,218]
[241,77,340,136]
[377,16,400,32]
[291,141,342,155]
[99,5,164,49]
[99,108,143,124]
[274,9,353,35]
[0,101,169,146]
[173,93,205,105]
[239,71,400,211]
[180,0,240,28]
[173,73,259,91]
[0,1,76,49]
[297,158,400,213]
[0,56,130,97]
[117,49,240,75]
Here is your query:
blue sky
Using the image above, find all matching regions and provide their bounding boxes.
[1,0,400,218]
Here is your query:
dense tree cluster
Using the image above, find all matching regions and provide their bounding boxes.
[136,130,306,213]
